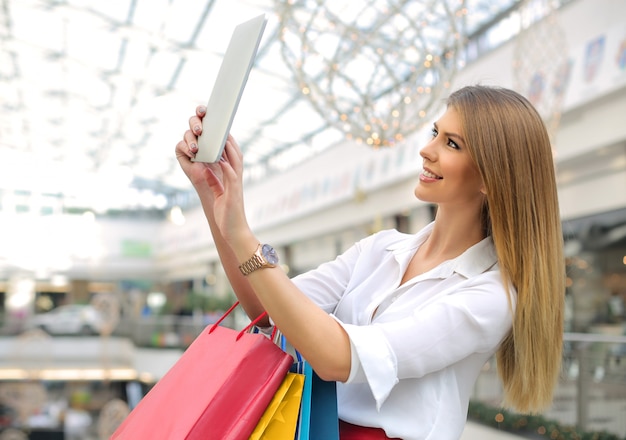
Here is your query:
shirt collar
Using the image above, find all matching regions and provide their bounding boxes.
[386,222,498,279]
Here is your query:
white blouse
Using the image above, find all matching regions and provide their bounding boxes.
[292,222,514,440]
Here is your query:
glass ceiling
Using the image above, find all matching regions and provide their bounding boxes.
[0,0,521,215]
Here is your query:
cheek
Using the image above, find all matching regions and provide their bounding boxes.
[452,161,482,190]
[463,169,484,193]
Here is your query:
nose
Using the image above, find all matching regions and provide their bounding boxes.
[419,137,437,162]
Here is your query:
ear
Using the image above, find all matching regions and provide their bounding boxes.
[480,183,487,195]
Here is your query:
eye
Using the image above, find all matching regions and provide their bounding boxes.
[431,127,460,150]
[447,139,460,150]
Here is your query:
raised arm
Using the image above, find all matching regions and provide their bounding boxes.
[174,106,351,381]
[175,106,264,322]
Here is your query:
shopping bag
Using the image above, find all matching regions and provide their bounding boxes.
[111,302,293,440]
[249,372,305,439]
[291,354,339,440]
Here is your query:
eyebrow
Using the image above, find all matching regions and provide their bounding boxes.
[433,122,466,146]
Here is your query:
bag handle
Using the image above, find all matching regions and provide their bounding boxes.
[208,300,271,341]
[208,301,303,361]
[208,301,241,333]
[237,312,270,340]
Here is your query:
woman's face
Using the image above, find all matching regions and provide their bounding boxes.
[414,106,485,210]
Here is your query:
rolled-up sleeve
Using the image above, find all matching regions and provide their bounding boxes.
[291,228,513,413]
[333,273,513,409]
[332,316,399,409]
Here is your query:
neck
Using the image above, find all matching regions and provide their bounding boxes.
[423,206,486,259]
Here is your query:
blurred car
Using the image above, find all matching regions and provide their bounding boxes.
[29,305,103,335]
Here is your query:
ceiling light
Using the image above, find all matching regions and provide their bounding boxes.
[275,0,466,147]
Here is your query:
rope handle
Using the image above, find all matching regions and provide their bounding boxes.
[236,311,269,340]
[208,301,301,362]
[208,301,271,341]
[208,301,241,333]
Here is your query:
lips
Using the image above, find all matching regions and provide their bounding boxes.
[422,168,442,179]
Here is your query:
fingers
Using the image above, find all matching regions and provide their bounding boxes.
[189,106,206,137]
[175,129,198,160]
[184,107,206,159]
[222,135,243,168]
[219,135,244,184]
[221,136,241,172]
[226,134,244,162]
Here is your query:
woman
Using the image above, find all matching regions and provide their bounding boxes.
[175,85,565,440]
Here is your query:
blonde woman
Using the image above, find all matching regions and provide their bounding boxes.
[175,85,565,439]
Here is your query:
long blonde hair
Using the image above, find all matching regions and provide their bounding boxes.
[447,85,565,413]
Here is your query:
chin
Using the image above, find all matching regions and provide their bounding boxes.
[414,186,431,203]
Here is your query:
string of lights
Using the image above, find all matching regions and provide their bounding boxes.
[274,0,467,147]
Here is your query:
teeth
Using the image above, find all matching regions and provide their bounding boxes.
[423,169,441,179]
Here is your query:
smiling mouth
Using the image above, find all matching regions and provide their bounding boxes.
[422,169,442,179]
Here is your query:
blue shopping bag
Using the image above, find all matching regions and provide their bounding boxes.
[290,351,339,440]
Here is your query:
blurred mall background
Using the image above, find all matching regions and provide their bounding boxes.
[0,0,625,438]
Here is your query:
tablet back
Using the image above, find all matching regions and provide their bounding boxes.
[194,14,267,163]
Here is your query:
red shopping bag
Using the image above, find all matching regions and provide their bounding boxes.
[111,303,293,440]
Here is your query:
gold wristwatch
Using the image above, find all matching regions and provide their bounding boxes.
[239,243,279,276]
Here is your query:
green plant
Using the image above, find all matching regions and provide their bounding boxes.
[186,291,236,313]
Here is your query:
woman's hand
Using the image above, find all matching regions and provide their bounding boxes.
[175,106,221,192]
[174,105,252,245]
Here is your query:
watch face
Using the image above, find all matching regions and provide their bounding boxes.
[261,244,279,265]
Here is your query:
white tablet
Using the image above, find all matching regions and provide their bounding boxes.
[193,14,267,163]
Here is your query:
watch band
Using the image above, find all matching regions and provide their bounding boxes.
[239,252,265,276]
[238,243,277,276]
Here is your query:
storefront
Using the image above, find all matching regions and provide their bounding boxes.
[564,208,626,334]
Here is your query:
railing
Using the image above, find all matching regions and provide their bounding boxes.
[0,311,245,343]
[112,320,626,438]
[112,312,239,348]
[472,331,626,438]
[3,314,625,437]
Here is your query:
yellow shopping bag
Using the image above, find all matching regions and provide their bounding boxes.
[249,372,305,440]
